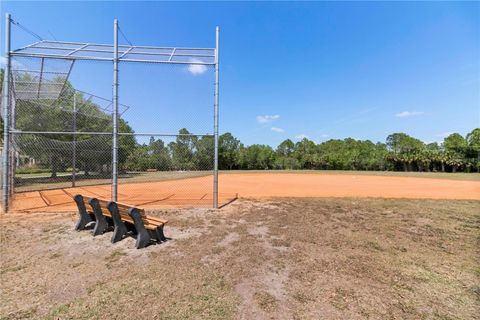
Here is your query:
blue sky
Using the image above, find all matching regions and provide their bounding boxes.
[1,1,479,146]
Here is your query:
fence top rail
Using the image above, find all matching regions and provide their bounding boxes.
[11,40,217,65]
[10,130,214,137]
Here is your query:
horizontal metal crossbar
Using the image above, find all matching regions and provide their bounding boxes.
[10,130,214,137]
[12,69,69,75]
[11,40,217,65]
[33,40,214,50]
[14,81,65,85]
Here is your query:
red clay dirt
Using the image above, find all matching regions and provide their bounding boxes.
[9,172,480,212]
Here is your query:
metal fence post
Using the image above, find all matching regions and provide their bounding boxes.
[72,89,76,187]
[112,19,119,202]
[213,26,220,209]
[2,13,11,212]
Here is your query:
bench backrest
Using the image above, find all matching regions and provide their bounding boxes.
[81,197,94,212]
[114,202,166,224]
[83,197,112,216]
[81,195,166,225]
[115,202,146,216]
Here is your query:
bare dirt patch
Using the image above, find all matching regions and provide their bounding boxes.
[1,198,479,319]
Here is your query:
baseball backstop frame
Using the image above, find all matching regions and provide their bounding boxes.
[1,13,220,212]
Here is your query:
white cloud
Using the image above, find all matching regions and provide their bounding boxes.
[295,134,310,140]
[256,115,280,123]
[187,59,207,75]
[395,111,426,118]
[320,133,329,138]
[271,127,285,133]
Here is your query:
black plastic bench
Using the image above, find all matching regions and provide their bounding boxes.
[73,194,114,236]
[73,194,168,249]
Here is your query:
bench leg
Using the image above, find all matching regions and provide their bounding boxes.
[73,194,94,231]
[128,208,151,249]
[89,198,109,236]
[107,201,129,243]
[155,225,167,242]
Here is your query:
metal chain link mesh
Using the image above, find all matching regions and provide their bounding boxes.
[3,55,219,208]
[117,62,216,207]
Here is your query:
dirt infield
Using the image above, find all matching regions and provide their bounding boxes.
[9,172,479,212]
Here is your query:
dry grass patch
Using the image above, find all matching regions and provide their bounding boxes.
[1,198,479,319]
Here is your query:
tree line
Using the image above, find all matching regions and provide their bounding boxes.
[215,130,479,173]
[1,70,479,174]
[120,129,480,173]
[13,127,480,175]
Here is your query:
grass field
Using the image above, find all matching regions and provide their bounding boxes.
[1,198,479,319]
[222,170,480,181]
[14,171,213,193]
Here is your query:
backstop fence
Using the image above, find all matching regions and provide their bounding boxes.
[1,14,221,212]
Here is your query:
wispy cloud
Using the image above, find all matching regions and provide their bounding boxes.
[435,132,453,138]
[0,57,25,69]
[395,111,426,118]
[295,134,310,140]
[331,107,378,126]
[187,59,207,75]
[271,127,285,133]
[256,115,280,124]
[320,133,329,138]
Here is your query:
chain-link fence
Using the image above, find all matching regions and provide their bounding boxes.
[116,62,216,207]
[1,16,222,211]
[8,57,121,193]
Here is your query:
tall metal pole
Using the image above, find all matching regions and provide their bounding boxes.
[9,98,15,198]
[112,19,119,201]
[72,90,76,187]
[213,26,220,209]
[2,13,11,212]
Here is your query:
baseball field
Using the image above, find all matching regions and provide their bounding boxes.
[9,171,480,212]
[1,171,479,319]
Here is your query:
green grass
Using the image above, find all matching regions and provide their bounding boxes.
[15,167,51,175]
[14,170,213,192]
[220,170,480,181]
[16,171,72,178]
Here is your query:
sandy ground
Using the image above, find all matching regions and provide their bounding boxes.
[9,172,480,212]
[1,198,479,319]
